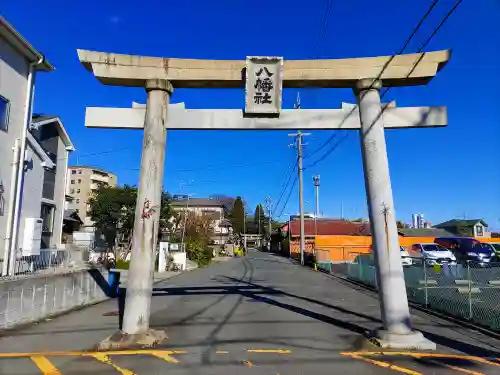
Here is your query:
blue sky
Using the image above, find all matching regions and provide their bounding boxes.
[3,0,499,229]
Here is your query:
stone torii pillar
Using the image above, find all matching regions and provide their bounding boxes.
[78,49,449,350]
[120,79,171,342]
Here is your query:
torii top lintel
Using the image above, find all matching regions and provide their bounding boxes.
[76,49,450,89]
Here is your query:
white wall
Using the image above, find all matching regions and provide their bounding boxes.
[17,144,45,251]
[0,35,29,257]
[51,138,68,248]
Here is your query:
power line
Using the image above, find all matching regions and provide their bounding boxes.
[303,132,348,170]
[304,0,441,161]
[276,176,298,219]
[303,0,461,169]
[272,157,298,215]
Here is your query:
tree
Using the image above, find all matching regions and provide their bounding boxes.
[231,196,245,233]
[87,185,172,249]
[209,194,236,214]
[254,204,266,235]
[180,211,215,266]
[396,220,410,229]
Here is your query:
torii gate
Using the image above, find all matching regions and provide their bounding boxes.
[78,49,449,350]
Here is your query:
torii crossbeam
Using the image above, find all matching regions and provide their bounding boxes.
[78,49,450,351]
[85,102,447,130]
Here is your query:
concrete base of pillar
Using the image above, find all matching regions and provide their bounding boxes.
[96,329,167,351]
[367,328,436,350]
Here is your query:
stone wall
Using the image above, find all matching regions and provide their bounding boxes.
[0,267,110,329]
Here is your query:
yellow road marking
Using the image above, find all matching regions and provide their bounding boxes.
[30,356,62,375]
[216,351,229,354]
[149,350,181,364]
[0,349,186,358]
[341,352,500,367]
[91,353,136,375]
[344,353,423,375]
[247,349,291,354]
[424,358,486,375]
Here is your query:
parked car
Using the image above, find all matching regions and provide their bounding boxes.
[408,243,457,266]
[400,246,413,267]
[434,237,494,266]
[488,243,500,260]
[368,245,412,266]
[369,245,412,266]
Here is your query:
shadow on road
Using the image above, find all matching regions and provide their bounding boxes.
[149,274,500,360]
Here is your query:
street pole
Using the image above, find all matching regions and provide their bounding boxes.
[180,194,193,252]
[243,207,247,249]
[313,175,320,239]
[297,133,305,266]
[289,94,309,266]
[121,79,171,337]
[288,131,309,266]
[265,196,272,249]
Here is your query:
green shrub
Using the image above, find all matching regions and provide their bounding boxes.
[115,259,130,270]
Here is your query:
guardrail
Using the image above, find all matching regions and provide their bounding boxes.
[321,254,500,331]
[0,248,86,280]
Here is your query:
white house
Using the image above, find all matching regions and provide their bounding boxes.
[0,16,74,275]
[170,197,233,245]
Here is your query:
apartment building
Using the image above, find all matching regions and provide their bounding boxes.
[170,197,233,245]
[65,166,117,228]
[0,16,77,275]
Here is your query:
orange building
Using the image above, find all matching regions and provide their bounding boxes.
[281,218,498,263]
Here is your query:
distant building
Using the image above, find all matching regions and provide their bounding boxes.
[412,213,425,229]
[65,166,117,228]
[282,218,371,238]
[170,198,232,245]
[433,219,491,238]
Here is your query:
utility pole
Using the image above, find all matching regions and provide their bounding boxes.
[264,196,272,252]
[243,206,247,249]
[313,175,320,239]
[180,193,195,252]
[289,94,309,265]
[264,196,272,237]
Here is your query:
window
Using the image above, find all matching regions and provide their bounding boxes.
[76,199,80,204]
[70,180,75,184]
[78,170,82,174]
[40,204,54,232]
[70,188,75,194]
[475,225,484,236]
[75,209,79,214]
[77,189,81,193]
[71,170,77,174]
[0,95,10,131]
[77,179,82,184]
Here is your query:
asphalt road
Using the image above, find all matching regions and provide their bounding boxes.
[2,249,500,374]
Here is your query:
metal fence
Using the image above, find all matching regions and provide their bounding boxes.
[0,248,87,280]
[338,256,500,331]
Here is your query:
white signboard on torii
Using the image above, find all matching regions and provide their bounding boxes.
[244,56,283,116]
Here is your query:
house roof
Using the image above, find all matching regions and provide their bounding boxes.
[67,165,116,176]
[434,219,488,228]
[170,198,225,208]
[398,228,456,237]
[26,132,55,169]
[31,114,75,151]
[287,219,371,237]
[63,209,83,224]
[0,16,54,71]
